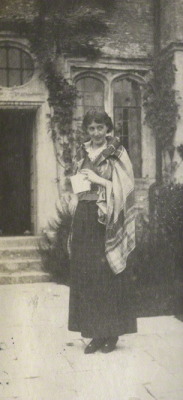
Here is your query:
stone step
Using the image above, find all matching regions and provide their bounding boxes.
[0,259,43,273]
[0,236,41,249]
[0,236,50,284]
[0,271,51,284]
[0,248,41,259]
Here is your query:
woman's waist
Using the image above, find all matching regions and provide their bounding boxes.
[78,190,98,201]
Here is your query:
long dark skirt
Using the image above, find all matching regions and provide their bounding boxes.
[68,201,136,338]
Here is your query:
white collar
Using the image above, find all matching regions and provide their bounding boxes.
[84,140,107,161]
[84,140,107,151]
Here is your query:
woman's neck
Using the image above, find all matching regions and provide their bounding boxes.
[91,139,107,149]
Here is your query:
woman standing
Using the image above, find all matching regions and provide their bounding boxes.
[68,109,136,354]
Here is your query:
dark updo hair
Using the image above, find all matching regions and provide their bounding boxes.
[82,109,113,133]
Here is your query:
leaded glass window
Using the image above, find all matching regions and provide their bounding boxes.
[113,78,142,177]
[0,46,34,87]
[75,76,104,124]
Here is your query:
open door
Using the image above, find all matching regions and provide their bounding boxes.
[0,110,35,236]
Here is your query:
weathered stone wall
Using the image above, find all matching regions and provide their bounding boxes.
[175,0,183,43]
[160,0,183,48]
[102,0,154,58]
[0,0,36,20]
[0,0,156,229]
[172,50,183,184]
[0,0,154,59]
[160,0,183,184]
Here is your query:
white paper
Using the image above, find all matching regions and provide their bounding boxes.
[70,173,91,193]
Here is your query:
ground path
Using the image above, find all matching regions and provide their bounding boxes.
[0,283,183,400]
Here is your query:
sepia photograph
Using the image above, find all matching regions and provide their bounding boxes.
[0,1,183,399]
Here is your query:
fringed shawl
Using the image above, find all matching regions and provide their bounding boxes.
[73,136,136,274]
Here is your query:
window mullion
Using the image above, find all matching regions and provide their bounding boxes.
[105,78,112,123]
[6,47,9,87]
[20,50,23,85]
[0,46,34,88]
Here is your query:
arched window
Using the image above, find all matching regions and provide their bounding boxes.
[0,46,34,87]
[75,76,104,123]
[113,78,142,177]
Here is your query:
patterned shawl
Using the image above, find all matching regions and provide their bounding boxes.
[74,136,136,274]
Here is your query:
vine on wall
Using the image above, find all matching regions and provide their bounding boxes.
[26,0,114,176]
[143,52,179,150]
[42,61,77,176]
[143,52,180,182]
[2,1,114,177]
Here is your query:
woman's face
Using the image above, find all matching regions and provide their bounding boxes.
[86,121,108,147]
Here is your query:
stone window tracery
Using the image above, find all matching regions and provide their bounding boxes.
[75,76,104,123]
[113,78,142,178]
[74,72,142,177]
[0,46,34,87]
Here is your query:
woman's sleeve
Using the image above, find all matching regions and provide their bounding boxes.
[72,155,78,175]
[96,159,113,225]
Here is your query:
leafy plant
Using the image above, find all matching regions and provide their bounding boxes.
[143,53,179,182]
[177,144,183,160]
[39,212,71,284]
[149,183,183,278]
[30,0,112,61]
[143,53,179,150]
[0,1,115,175]
[127,183,183,317]
[27,0,115,174]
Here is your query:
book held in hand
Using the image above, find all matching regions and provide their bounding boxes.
[70,173,91,194]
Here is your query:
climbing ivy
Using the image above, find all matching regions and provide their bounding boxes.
[2,0,114,172]
[177,144,183,161]
[27,0,114,171]
[143,52,179,152]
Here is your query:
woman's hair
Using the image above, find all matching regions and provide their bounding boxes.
[82,109,113,133]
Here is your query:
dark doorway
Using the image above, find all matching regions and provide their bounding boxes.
[0,110,34,236]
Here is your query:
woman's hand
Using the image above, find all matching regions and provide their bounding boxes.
[81,169,108,187]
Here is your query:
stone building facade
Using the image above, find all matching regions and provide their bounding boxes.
[0,0,182,237]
